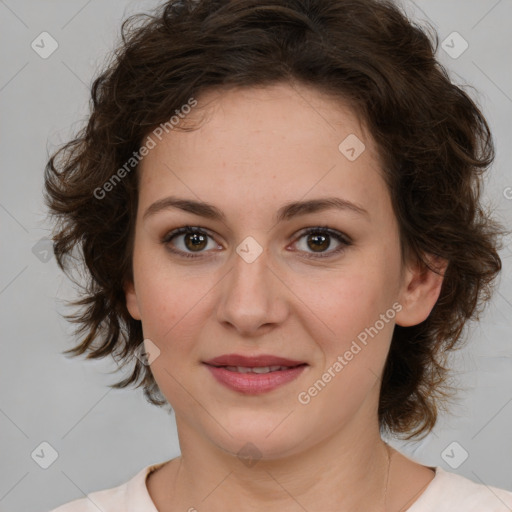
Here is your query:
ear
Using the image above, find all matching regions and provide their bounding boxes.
[124,279,142,321]
[395,253,448,327]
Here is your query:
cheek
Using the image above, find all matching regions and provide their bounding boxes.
[295,262,394,342]
[291,255,400,397]
[137,277,200,348]
[132,248,219,359]
[293,270,396,422]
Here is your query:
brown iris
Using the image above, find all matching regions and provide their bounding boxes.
[184,232,208,252]
[307,232,330,252]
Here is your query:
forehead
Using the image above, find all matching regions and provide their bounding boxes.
[137,82,389,222]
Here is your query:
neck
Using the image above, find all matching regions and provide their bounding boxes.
[164,414,391,511]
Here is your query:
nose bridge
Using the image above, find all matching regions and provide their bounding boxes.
[216,238,287,334]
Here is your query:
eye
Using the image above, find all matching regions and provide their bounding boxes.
[161,226,221,259]
[161,225,352,260]
[291,226,352,259]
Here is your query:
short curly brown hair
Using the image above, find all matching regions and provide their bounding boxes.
[44,0,507,439]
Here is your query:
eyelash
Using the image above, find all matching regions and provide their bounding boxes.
[161,225,352,260]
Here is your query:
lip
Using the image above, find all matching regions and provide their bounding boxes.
[203,353,308,394]
[203,354,307,367]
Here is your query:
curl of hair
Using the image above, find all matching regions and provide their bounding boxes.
[44,0,507,438]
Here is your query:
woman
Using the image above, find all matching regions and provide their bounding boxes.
[45,0,512,510]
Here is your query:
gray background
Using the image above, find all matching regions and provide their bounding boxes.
[1,1,511,511]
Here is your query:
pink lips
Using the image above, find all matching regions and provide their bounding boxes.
[203,353,308,394]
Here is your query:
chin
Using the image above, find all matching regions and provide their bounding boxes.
[207,412,309,462]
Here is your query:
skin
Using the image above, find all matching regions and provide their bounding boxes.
[124,81,447,511]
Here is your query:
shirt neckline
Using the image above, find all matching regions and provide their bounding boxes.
[400,465,439,511]
[128,461,167,511]
[132,462,443,511]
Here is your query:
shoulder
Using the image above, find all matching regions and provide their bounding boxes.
[47,462,165,512]
[409,466,512,512]
[47,484,125,512]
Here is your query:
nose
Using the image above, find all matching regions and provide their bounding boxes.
[215,243,289,337]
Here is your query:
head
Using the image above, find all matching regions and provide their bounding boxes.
[45,0,505,451]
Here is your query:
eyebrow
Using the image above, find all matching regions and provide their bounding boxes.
[143,196,370,223]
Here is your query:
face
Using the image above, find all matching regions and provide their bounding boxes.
[125,82,444,460]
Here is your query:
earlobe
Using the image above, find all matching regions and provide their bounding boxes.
[395,254,448,328]
[124,280,142,321]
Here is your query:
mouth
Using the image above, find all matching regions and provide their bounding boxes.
[203,354,308,394]
[203,353,307,368]
[214,364,306,373]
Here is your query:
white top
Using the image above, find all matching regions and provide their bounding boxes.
[49,462,512,511]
